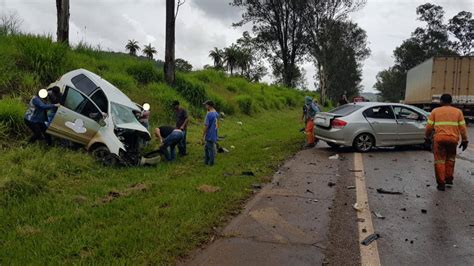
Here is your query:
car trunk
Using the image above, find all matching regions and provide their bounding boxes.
[315,104,363,129]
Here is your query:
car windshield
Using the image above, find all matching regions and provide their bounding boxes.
[111,102,139,125]
[328,104,363,116]
[409,105,430,116]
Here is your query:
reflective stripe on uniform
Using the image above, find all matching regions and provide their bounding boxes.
[433,121,465,126]
[459,120,466,126]
[434,160,445,164]
[427,119,434,125]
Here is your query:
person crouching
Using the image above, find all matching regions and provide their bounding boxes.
[154,126,184,161]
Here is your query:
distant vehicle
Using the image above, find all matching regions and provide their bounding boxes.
[315,102,430,152]
[405,56,473,120]
[46,69,151,166]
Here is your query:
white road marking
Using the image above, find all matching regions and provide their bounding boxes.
[354,153,381,266]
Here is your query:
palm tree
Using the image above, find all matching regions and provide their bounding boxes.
[236,48,252,76]
[125,40,140,56]
[209,47,224,68]
[143,44,157,59]
[224,44,239,76]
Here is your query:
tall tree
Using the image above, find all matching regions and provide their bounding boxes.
[232,0,308,88]
[224,44,239,76]
[448,11,473,56]
[143,44,157,59]
[56,0,70,45]
[304,0,366,104]
[125,40,140,56]
[209,47,224,69]
[164,0,185,85]
[175,58,193,72]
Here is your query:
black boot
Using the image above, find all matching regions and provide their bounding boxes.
[437,183,446,191]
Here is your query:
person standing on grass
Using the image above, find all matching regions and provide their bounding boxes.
[173,100,189,156]
[24,89,59,146]
[154,126,184,162]
[202,100,219,166]
[302,96,320,148]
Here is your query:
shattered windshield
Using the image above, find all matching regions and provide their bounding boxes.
[111,102,139,125]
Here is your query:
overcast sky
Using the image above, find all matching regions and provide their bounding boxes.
[1,0,472,92]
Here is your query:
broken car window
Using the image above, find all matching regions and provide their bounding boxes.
[364,106,395,119]
[111,102,139,125]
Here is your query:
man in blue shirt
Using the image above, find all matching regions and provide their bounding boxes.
[202,100,219,166]
[24,89,59,145]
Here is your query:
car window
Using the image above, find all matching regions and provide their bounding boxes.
[71,74,98,96]
[90,89,108,113]
[63,87,102,122]
[329,105,363,116]
[393,106,421,120]
[111,102,139,125]
[363,106,395,119]
[64,87,86,111]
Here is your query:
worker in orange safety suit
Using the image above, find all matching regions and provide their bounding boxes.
[425,94,469,191]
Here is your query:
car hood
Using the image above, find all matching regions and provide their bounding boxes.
[115,122,150,135]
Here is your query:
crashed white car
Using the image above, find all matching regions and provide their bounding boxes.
[46,69,154,166]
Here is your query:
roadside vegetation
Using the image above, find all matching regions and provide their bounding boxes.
[0,33,316,263]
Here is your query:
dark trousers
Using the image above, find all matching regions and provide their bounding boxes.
[24,119,51,145]
[160,131,184,161]
[178,130,187,155]
[204,141,216,166]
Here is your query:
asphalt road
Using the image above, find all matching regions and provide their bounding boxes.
[184,127,474,265]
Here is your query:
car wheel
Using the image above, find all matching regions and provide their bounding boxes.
[326,142,341,149]
[353,133,374,152]
[91,146,119,167]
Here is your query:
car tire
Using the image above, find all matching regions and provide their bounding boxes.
[353,133,375,152]
[326,142,341,149]
[91,146,119,167]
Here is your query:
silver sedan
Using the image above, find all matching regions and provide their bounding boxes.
[314,102,430,152]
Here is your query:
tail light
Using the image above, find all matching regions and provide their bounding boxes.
[331,118,347,129]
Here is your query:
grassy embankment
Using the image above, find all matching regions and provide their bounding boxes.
[0,34,315,263]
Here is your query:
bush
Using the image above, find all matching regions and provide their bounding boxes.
[208,93,236,115]
[0,98,27,136]
[236,95,254,115]
[226,84,238,93]
[14,35,68,85]
[102,72,137,93]
[126,62,162,84]
[175,74,208,107]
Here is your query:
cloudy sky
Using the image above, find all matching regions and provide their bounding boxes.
[1,0,472,92]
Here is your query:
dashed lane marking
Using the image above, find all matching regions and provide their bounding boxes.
[354,153,381,266]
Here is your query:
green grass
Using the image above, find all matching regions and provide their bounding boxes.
[0,110,303,264]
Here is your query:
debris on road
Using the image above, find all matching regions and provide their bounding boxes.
[306,189,315,194]
[421,209,427,214]
[329,154,339,160]
[400,208,407,211]
[328,181,336,187]
[347,186,356,189]
[356,218,365,222]
[372,211,385,219]
[197,185,220,193]
[242,171,255,176]
[376,188,403,195]
[252,183,262,189]
[361,233,380,246]
[353,203,363,212]
[362,228,367,233]
[349,169,363,172]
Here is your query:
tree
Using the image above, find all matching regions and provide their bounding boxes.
[56,0,70,45]
[374,67,406,102]
[448,11,473,55]
[232,0,308,88]
[164,0,186,85]
[175,58,193,72]
[125,40,140,56]
[143,44,157,59]
[304,0,366,104]
[209,47,224,69]
[224,44,239,76]
[0,11,23,35]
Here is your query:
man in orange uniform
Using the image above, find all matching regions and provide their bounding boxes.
[425,94,469,191]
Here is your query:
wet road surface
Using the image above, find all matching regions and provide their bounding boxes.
[184,127,474,265]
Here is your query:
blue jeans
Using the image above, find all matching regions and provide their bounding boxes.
[161,131,184,161]
[204,141,216,166]
[178,130,187,156]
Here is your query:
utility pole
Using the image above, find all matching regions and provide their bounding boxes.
[164,0,176,85]
[56,0,70,45]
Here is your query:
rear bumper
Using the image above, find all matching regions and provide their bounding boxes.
[315,127,352,146]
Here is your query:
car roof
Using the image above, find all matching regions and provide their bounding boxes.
[58,69,139,111]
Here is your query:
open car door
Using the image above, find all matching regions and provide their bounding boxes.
[47,86,102,145]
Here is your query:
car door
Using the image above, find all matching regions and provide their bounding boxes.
[393,105,427,144]
[47,86,102,145]
[363,105,398,146]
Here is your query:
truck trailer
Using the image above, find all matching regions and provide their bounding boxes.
[405,56,473,120]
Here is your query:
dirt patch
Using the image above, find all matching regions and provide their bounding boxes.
[99,183,149,204]
[17,225,41,236]
[197,185,220,193]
